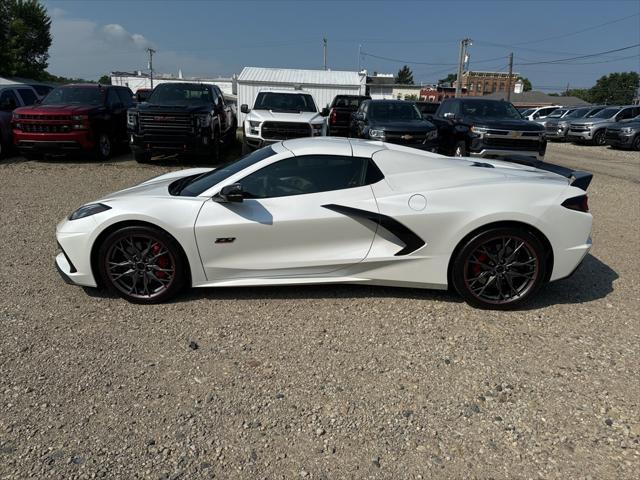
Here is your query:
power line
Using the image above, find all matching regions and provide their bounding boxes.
[361,50,508,67]
[515,43,640,65]
[513,13,640,46]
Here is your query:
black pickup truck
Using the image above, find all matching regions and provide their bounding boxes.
[327,94,370,136]
[127,82,236,162]
[429,98,547,160]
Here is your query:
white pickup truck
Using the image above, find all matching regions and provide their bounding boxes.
[240,89,328,153]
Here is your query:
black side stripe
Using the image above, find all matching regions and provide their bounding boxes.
[322,204,425,256]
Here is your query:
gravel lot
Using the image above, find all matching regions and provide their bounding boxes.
[1,142,639,479]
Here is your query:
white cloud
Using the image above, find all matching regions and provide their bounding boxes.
[47,13,223,80]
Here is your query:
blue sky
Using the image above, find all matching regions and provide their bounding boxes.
[43,0,640,91]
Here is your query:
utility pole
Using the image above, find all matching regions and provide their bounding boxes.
[358,44,362,71]
[506,52,514,101]
[323,37,328,70]
[146,48,156,88]
[455,38,471,98]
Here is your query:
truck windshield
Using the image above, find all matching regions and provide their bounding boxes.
[565,108,590,118]
[370,102,422,121]
[41,87,103,105]
[148,84,213,105]
[591,107,620,119]
[547,109,567,118]
[254,92,317,113]
[175,146,277,197]
[460,100,522,119]
[332,96,368,109]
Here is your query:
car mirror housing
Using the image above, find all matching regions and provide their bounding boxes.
[214,183,244,203]
[321,107,329,117]
[240,104,250,114]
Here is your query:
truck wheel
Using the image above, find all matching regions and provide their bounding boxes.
[592,130,605,146]
[225,121,238,144]
[95,133,112,160]
[632,135,640,151]
[241,139,250,155]
[0,140,5,159]
[134,151,151,163]
[453,140,467,157]
[210,130,221,163]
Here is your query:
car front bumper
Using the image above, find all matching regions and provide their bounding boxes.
[13,130,96,152]
[567,130,593,141]
[55,218,98,287]
[604,132,636,148]
[130,131,214,155]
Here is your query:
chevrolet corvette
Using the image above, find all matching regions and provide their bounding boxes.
[56,137,593,309]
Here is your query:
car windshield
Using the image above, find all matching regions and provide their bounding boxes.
[254,92,317,112]
[565,107,591,118]
[147,84,213,105]
[586,108,604,117]
[547,109,567,118]
[176,146,278,197]
[521,109,534,116]
[41,87,103,105]
[332,96,368,109]
[460,100,522,119]
[591,107,620,119]
[369,102,422,121]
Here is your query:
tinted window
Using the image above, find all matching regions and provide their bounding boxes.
[521,109,534,117]
[547,109,567,118]
[253,92,317,113]
[592,107,620,119]
[460,100,522,119]
[17,88,37,106]
[148,83,213,105]
[116,87,134,107]
[240,155,370,199]
[332,96,369,109]
[107,88,121,107]
[32,84,53,96]
[42,87,104,106]
[369,102,422,121]
[617,108,634,120]
[565,107,590,119]
[178,146,277,197]
[0,89,19,109]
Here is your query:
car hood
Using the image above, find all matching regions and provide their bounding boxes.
[100,168,213,201]
[14,104,103,115]
[571,117,615,126]
[248,109,324,124]
[135,103,212,114]
[607,120,640,130]
[370,120,436,131]
[467,118,544,131]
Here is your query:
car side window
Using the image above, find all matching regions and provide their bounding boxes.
[17,88,37,106]
[214,87,224,106]
[617,108,633,120]
[0,89,20,109]
[239,155,371,199]
[116,87,134,107]
[106,88,121,108]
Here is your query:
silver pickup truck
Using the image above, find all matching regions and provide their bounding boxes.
[567,105,640,145]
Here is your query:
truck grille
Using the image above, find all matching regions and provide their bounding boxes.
[545,123,558,133]
[483,138,541,150]
[385,131,428,145]
[261,122,311,140]
[570,125,589,132]
[139,113,193,135]
[19,123,71,133]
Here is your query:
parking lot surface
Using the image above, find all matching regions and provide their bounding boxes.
[1,142,639,479]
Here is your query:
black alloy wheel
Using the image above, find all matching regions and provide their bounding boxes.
[452,227,547,309]
[633,135,640,151]
[95,132,112,160]
[97,226,187,304]
[593,130,606,146]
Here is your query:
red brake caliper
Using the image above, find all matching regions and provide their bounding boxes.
[473,253,487,275]
[152,243,168,278]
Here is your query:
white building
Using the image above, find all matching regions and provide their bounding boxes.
[236,67,367,125]
[109,71,237,97]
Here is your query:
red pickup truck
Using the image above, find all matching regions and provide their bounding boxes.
[12,84,133,160]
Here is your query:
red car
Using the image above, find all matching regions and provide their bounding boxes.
[12,84,133,160]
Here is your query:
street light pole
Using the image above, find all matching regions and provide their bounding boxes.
[455,38,471,98]
[147,48,156,89]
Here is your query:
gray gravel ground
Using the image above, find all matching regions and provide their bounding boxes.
[1,142,639,479]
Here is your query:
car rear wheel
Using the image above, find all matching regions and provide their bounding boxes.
[451,227,547,310]
[97,226,188,304]
[134,151,151,163]
[95,133,112,160]
[593,130,606,146]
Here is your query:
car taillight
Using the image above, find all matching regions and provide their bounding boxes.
[330,109,337,124]
[562,195,589,213]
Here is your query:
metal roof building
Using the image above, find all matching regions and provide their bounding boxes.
[237,67,367,124]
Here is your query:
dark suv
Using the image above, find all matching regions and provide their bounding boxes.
[127,83,236,162]
[12,84,133,160]
[605,115,640,150]
[431,98,546,159]
[327,94,370,136]
[350,100,438,150]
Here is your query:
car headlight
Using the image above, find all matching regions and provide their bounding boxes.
[312,123,323,136]
[68,203,111,220]
[249,120,261,128]
[369,129,385,139]
[127,112,137,127]
[425,129,438,141]
[13,113,21,120]
[196,114,211,128]
[621,127,633,134]
[470,126,488,136]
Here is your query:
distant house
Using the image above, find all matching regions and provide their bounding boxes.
[483,90,591,108]
[109,71,237,97]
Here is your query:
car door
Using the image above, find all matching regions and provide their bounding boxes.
[214,86,233,134]
[106,88,127,142]
[0,89,21,147]
[194,154,380,281]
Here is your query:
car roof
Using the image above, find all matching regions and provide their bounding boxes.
[257,88,311,94]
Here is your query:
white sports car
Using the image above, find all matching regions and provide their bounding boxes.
[56,138,593,309]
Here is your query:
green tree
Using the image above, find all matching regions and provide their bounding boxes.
[588,72,639,105]
[395,65,414,85]
[565,88,591,102]
[518,77,532,92]
[1,0,52,79]
[98,75,112,85]
[438,73,457,86]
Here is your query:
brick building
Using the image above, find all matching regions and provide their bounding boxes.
[455,71,521,97]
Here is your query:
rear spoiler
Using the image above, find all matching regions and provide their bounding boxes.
[501,155,593,191]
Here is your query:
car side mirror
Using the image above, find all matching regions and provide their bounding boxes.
[321,107,329,117]
[355,112,364,121]
[443,112,455,119]
[214,183,244,203]
[240,104,249,114]
[424,113,434,121]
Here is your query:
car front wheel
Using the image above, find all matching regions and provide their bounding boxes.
[451,227,547,310]
[97,226,188,304]
[593,130,606,146]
